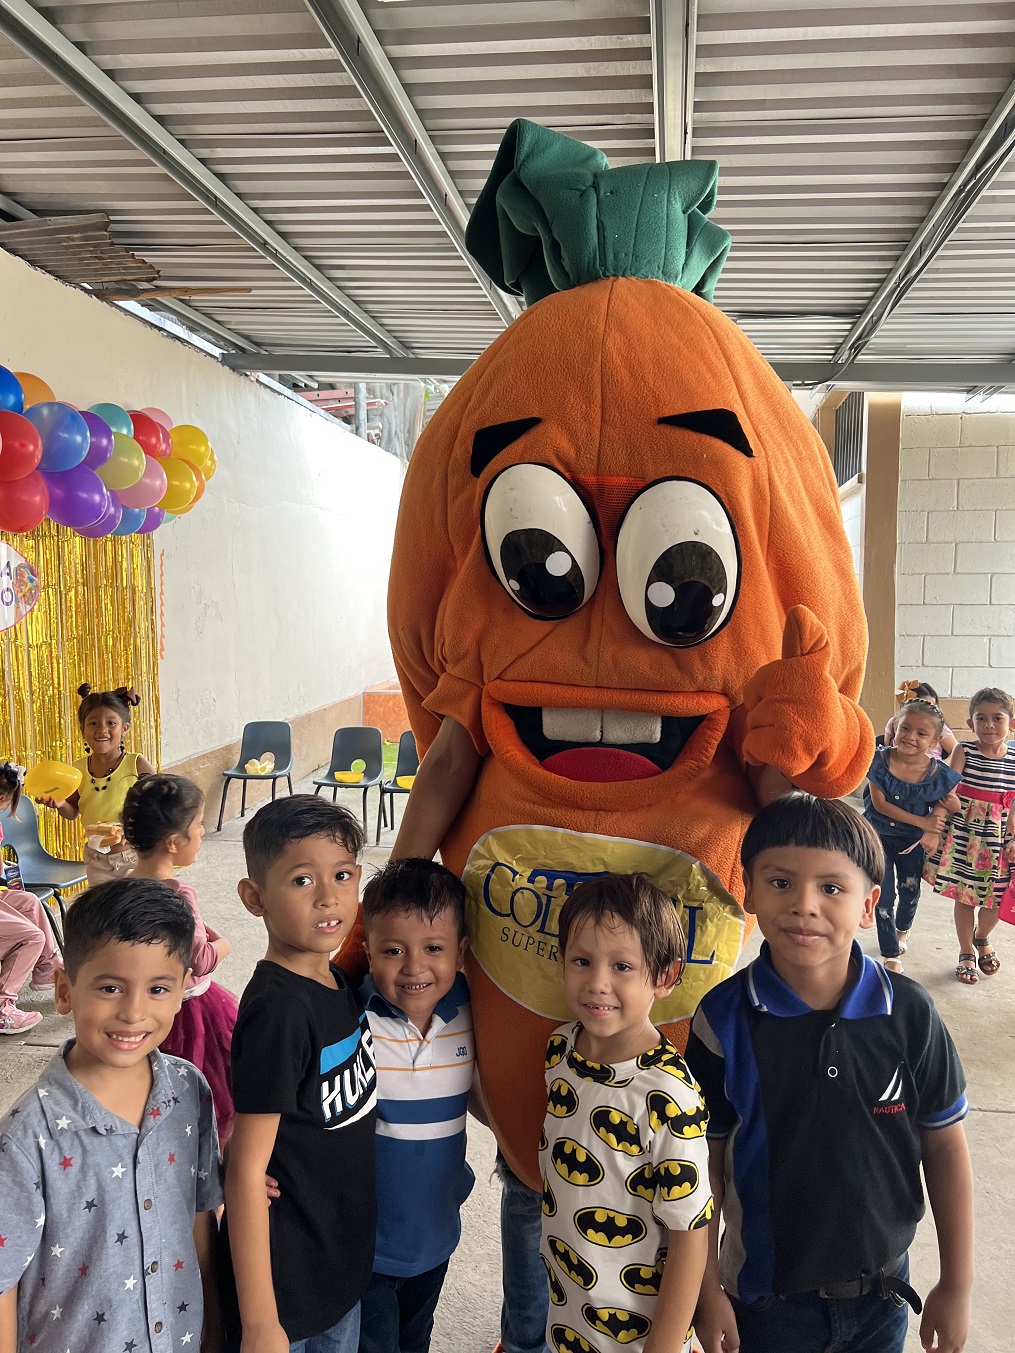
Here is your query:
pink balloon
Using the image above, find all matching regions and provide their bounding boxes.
[141,406,173,430]
[117,453,168,510]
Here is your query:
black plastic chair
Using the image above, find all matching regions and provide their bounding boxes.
[313,726,384,833]
[216,721,294,831]
[376,730,419,844]
[3,796,86,951]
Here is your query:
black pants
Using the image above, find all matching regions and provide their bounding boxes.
[357,1261,450,1353]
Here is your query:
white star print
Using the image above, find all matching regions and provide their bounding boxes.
[176,1066,189,1077]
[50,1244,64,1257]
[185,1124,192,1136]
[181,1334,193,1345]
[37,1134,47,1149]
[50,1305,62,1320]
[55,1116,71,1130]
[190,1166,196,1177]
[124,1274,137,1290]
[37,1088,48,1098]
[35,1214,45,1229]
[197,1169,208,1180]
[111,1162,126,1178]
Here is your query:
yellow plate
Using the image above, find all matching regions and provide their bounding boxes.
[335,770,364,784]
[395,774,416,790]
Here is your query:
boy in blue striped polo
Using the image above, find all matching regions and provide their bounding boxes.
[358,858,475,1353]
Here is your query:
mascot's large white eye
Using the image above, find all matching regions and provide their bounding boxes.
[482,464,601,619]
[616,478,740,647]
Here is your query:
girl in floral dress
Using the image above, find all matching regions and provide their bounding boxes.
[925,686,1015,985]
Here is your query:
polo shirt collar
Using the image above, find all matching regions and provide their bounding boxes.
[362,971,469,1026]
[745,941,893,1020]
[34,1041,178,1136]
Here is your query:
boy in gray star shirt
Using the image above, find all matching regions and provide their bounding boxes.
[0,879,223,1353]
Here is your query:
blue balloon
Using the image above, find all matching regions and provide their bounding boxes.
[0,365,24,414]
[112,505,145,535]
[25,402,90,472]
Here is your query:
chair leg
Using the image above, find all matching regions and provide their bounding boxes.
[217,778,230,831]
[271,777,278,801]
[42,893,65,955]
[287,775,294,796]
[314,785,322,796]
[241,779,248,817]
[361,786,368,829]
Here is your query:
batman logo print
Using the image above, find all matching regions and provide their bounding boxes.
[581,1306,651,1345]
[552,1138,605,1186]
[542,1255,568,1307]
[619,1263,662,1296]
[548,1237,597,1290]
[624,1162,655,1202]
[542,1178,557,1217]
[574,1206,647,1248]
[646,1089,708,1139]
[690,1195,715,1229]
[549,1324,601,1353]
[655,1158,699,1201]
[546,1034,569,1069]
[591,1106,643,1156]
[548,1078,579,1118]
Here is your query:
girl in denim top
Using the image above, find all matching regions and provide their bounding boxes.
[864,700,961,972]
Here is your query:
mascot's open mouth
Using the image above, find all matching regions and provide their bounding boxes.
[505,704,705,782]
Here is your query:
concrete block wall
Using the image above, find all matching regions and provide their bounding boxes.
[896,401,1015,699]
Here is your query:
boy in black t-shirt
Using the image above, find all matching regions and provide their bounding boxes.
[225,796,377,1353]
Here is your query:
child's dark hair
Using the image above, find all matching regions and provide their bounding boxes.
[0,762,23,816]
[63,877,194,980]
[898,698,945,736]
[915,682,939,703]
[123,774,204,854]
[362,858,466,937]
[77,681,141,728]
[242,793,364,882]
[558,874,685,983]
[742,794,885,890]
[969,686,1015,720]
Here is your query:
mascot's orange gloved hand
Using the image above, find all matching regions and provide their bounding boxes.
[742,604,874,799]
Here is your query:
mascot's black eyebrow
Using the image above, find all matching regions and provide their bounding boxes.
[658,409,754,458]
[470,417,542,477]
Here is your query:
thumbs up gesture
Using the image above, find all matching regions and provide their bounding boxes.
[741,605,875,798]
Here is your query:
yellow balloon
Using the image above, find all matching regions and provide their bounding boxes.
[203,448,218,480]
[24,760,82,801]
[157,456,199,512]
[174,460,207,514]
[170,424,213,472]
[97,433,146,490]
[14,372,56,408]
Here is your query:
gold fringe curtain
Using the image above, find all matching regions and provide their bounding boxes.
[0,519,160,861]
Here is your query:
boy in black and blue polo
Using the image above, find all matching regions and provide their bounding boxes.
[686,794,973,1353]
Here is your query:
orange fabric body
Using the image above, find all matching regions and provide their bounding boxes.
[388,277,873,1187]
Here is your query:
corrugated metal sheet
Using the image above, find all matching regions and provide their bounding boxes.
[0,1,1013,376]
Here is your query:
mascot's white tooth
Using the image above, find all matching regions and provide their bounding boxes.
[602,711,662,745]
[542,707,603,743]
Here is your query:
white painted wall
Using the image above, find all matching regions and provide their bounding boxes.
[896,396,1015,700]
[840,479,863,582]
[0,249,400,764]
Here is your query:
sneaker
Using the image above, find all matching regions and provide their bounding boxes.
[30,971,59,991]
[0,1000,43,1034]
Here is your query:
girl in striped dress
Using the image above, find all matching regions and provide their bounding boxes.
[924,686,1015,985]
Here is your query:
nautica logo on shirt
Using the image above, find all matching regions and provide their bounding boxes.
[320,1019,377,1128]
[873,1064,906,1115]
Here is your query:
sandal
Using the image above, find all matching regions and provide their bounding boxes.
[973,937,1001,976]
[896,930,909,955]
[883,957,904,974]
[956,954,979,985]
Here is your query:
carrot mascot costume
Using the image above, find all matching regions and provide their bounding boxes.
[387,121,873,1191]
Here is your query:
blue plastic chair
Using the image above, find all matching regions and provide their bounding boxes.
[313,727,384,833]
[216,721,294,831]
[3,795,85,951]
[375,730,419,844]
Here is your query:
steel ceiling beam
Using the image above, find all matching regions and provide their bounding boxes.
[0,0,407,357]
[834,71,1015,364]
[303,0,521,327]
[221,353,1015,391]
[650,0,697,162]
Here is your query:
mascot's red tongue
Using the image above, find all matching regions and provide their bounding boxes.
[542,747,662,781]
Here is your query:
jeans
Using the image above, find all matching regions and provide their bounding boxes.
[875,836,924,958]
[731,1256,912,1353]
[495,1152,550,1353]
[291,1303,361,1353]
[358,1263,449,1353]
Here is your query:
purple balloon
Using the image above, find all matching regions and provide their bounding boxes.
[76,492,123,539]
[42,464,108,529]
[137,506,166,533]
[80,411,114,470]
[25,402,90,472]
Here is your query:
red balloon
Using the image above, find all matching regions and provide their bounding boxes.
[0,469,49,532]
[157,422,172,457]
[0,409,44,481]
[129,410,166,460]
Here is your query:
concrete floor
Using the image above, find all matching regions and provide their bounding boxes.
[2,773,1011,1351]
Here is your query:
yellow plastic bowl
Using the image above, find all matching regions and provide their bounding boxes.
[334,770,364,784]
[395,775,416,790]
[24,761,83,801]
